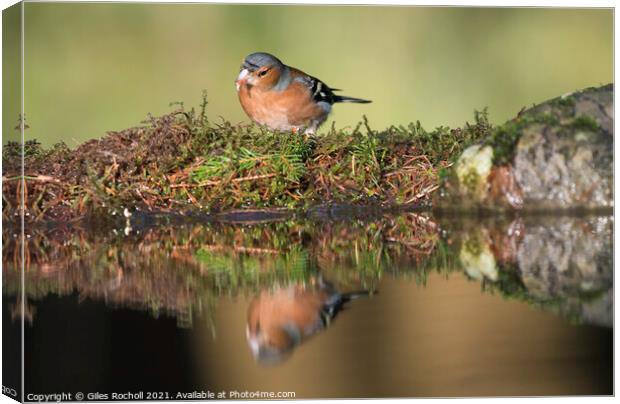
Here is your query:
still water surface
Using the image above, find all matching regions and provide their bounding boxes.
[3,209,613,398]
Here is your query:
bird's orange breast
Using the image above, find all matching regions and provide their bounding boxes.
[238,83,327,130]
[246,285,329,340]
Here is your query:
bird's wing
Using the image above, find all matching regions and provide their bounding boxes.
[292,71,338,105]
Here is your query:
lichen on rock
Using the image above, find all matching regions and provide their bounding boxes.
[454,144,494,201]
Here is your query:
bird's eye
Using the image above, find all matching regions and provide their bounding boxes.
[258,69,268,77]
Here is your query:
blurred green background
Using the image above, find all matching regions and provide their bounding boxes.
[3,4,613,147]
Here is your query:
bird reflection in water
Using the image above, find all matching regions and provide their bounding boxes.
[246,275,372,365]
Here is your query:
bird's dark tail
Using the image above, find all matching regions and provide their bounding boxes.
[333,95,372,104]
[322,289,377,324]
[340,289,376,303]
[316,274,375,302]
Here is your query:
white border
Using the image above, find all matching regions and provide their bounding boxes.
[0,2,616,404]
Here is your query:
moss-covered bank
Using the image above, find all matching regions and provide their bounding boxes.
[4,84,612,223]
[3,93,489,222]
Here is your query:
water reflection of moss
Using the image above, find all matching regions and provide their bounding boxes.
[6,212,611,328]
[3,211,450,326]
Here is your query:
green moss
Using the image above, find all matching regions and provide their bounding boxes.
[553,95,576,108]
[5,92,492,221]
[571,115,600,132]
[484,111,560,165]
[437,167,449,181]
[2,140,21,160]
[484,119,524,165]
[3,139,43,160]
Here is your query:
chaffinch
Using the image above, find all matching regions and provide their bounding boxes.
[235,52,371,134]
[245,275,371,365]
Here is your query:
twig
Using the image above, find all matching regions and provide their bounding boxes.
[405,184,439,204]
[199,244,280,255]
[3,175,61,183]
[170,173,276,188]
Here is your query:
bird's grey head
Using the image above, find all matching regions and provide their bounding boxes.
[242,52,284,72]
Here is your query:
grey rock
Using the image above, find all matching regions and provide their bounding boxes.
[438,84,613,211]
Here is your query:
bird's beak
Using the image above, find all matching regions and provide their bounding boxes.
[235,68,251,91]
[237,68,250,82]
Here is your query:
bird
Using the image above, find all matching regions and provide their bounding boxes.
[235,52,371,134]
[245,275,372,365]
